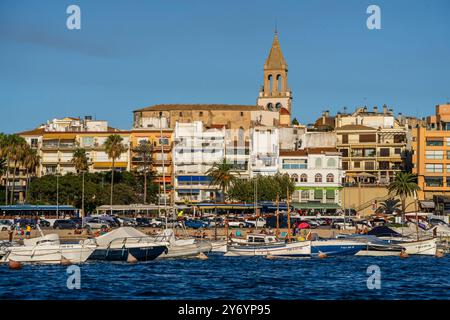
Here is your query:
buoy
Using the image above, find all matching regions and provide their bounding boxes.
[435,250,445,258]
[8,260,22,270]
[318,251,328,259]
[197,252,208,260]
[60,256,72,266]
[400,250,409,259]
[127,252,138,263]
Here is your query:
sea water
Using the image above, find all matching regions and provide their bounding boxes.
[0,255,449,299]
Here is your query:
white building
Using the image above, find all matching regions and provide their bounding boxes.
[279,148,344,213]
[250,126,279,177]
[173,122,225,203]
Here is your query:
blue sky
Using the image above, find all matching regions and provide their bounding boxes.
[1,0,449,133]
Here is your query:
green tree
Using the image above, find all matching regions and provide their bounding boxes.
[206,159,238,201]
[292,118,300,125]
[72,148,89,173]
[387,172,420,215]
[104,135,127,213]
[6,135,28,204]
[376,198,401,215]
[23,148,40,203]
[132,140,153,204]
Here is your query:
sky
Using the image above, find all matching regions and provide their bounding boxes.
[1,0,449,133]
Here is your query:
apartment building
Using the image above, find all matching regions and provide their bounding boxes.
[413,104,450,200]
[334,106,408,185]
[172,122,225,203]
[250,126,279,177]
[279,148,343,213]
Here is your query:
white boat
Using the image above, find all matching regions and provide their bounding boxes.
[82,227,169,262]
[388,238,438,255]
[310,238,366,257]
[224,233,310,257]
[151,229,212,259]
[1,234,96,264]
[210,240,228,253]
[339,235,405,256]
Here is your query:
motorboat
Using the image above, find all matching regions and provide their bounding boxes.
[150,229,212,259]
[1,233,96,264]
[310,238,366,257]
[83,227,169,262]
[338,235,405,256]
[210,239,228,253]
[224,233,310,257]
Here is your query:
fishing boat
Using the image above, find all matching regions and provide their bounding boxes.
[224,233,310,257]
[210,239,228,253]
[1,233,96,264]
[151,229,212,259]
[310,238,366,257]
[83,227,169,262]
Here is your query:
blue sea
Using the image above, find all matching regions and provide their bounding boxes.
[1,254,449,300]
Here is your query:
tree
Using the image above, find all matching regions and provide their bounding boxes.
[206,159,238,201]
[104,135,127,214]
[387,172,420,215]
[377,198,401,215]
[132,140,153,203]
[292,118,300,126]
[23,148,40,203]
[7,135,27,204]
[72,148,89,173]
[72,148,89,217]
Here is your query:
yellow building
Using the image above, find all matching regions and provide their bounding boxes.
[129,129,173,196]
[413,104,450,200]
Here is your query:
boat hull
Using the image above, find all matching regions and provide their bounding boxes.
[157,241,212,259]
[311,240,365,257]
[89,245,167,262]
[224,241,310,257]
[3,244,96,264]
[395,238,437,256]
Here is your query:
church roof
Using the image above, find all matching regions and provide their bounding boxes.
[134,104,262,113]
[265,32,287,70]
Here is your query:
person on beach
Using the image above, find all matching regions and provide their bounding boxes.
[25,224,31,239]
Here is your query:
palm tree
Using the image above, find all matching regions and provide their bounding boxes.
[377,198,401,215]
[8,135,27,204]
[387,172,420,215]
[23,148,40,203]
[72,148,89,217]
[104,135,127,214]
[206,159,238,201]
[132,140,153,204]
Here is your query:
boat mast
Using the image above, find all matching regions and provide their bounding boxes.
[276,193,280,237]
[286,186,292,243]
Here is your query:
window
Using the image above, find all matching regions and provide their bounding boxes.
[291,174,299,183]
[275,103,282,111]
[340,149,349,157]
[447,138,450,146]
[394,148,401,155]
[425,177,443,187]
[179,112,183,117]
[447,177,450,186]
[426,150,444,160]
[447,151,450,160]
[315,158,322,168]
[394,135,405,143]
[359,134,376,143]
[425,164,443,173]
[426,138,443,146]
[315,173,322,183]
[342,162,349,170]
[326,189,335,199]
[267,103,273,111]
[327,158,336,168]
[326,174,334,183]
[354,161,361,168]
[447,164,450,173]
[364,149,376,157]
[30,138,38,148]
[300,174,307,182]
[268,74,273,93]
[159,138,169,145]
[342,134,348,144]
[314,189,323,200]
[240,112,244,117]
[277,74,282,92]
[301,190,309,200]
[365,162,375,171]
[379,148,390,157]
[199,112,203,116]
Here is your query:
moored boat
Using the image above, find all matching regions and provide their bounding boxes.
[151,229,212,259]
[310,238,366,257]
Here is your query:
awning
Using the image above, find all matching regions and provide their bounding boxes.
[177,176,212,182]
[292,202,341,210]
[177,189,200,194]
[93,162,128,168]
[355,172,377,178]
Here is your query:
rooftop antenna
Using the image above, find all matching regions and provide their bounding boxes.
[274,20,278,35]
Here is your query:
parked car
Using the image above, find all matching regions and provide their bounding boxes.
[84,217,112,229]
[149,218,164,228]
[0,219,14,231]
[302,219,320,229]
[14,219,37,229]
[331,219,355,230]
[164,219,183,228]
[204,217,223,227]
[38,219,51,228]
[227,219,248,228]
[117,217,138,227]
[184,219,209,229]
[245,217,266,228]
[135,217,152,227]
[53,219,78,230]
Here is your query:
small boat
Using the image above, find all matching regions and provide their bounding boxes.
[310,238,366,257]
[1,234,96,264]
[339,235,405,256]
[224,233,310,257]
[151,229,212,259]
[210,240,228,253]
[83,227,169,262]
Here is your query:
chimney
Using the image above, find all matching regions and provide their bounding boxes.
[373,106,378,113]
[85,115,92,120]
[383,105,388,114]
